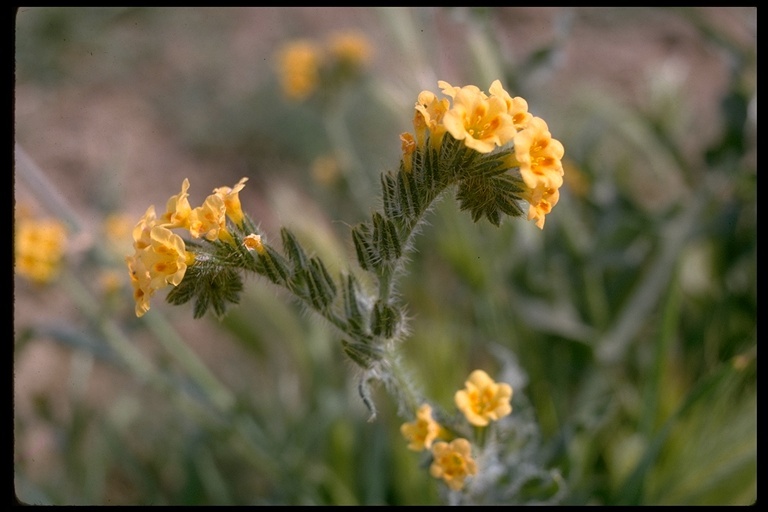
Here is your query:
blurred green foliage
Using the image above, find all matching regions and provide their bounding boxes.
[14,7,755,505]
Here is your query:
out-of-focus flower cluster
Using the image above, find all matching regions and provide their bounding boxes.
[403,80,565,229]
[125,177,248,317]
[400,369,513,492]
[275,30,374,101]
[14,209,68,284]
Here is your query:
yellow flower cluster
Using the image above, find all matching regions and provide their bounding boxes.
[400,369,513,491]
[126,177,248,317]
[511,117,566,229]
[405,80,565,229]
[14,215,67,284]
[326,30,373,69]
[275,30,373,101]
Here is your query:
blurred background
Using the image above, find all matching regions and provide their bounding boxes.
[13,7,756,505]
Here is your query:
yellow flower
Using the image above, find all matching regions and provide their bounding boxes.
[160,178,193,230]
[429,438,478,491]
[441,82,516,153]
[188,194,228,241]
[414,90,450,149]
[327,30,373,69]
[14,217,67,284]
[488,79,532,130]
[399,132,416,173]
[512,116,565,191]
[276,40,322,101]
[454,369,513,427]
[213,177,248,227]
[522,182,560,230]
[242,233,265,255]
[126,204,191,317]
[142,226,189,289]
[437,81,484,100]
[126,252,153,317]
[400,404,443,451]
[126,226,191,317]
[132,205,158,251]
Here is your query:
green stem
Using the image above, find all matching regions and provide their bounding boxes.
[381,343,421,416]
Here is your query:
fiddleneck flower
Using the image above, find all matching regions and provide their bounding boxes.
[126,252,153,317]
[142,226,189,290]
[488,79,532,130]
[454,369,513,427]
[188,193,229,242]
[160,178,193,230]
[127,222,193,317]
[132,205,158,251]
[399,132,416,173]
[429,438,478,491]
[243,233,265,255]
[512,116,565,191]
[213,177,248,228]
[400,404,443,451]
[523,182,560,230]
[441,82,516,153]
[414,90,450,149]
[437,81,484,100]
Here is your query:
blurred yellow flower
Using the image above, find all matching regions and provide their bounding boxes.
[276,40,322,101]
[429,438,478,491]
[14,216,67,284]
[440,81,516,153]
[311,155,341,185]
[104,212,135,256]
[99,269,125,296]
[213,177,248,227]
[400,404,442,451]
[327,30,373,69]
[454,369,513,427]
